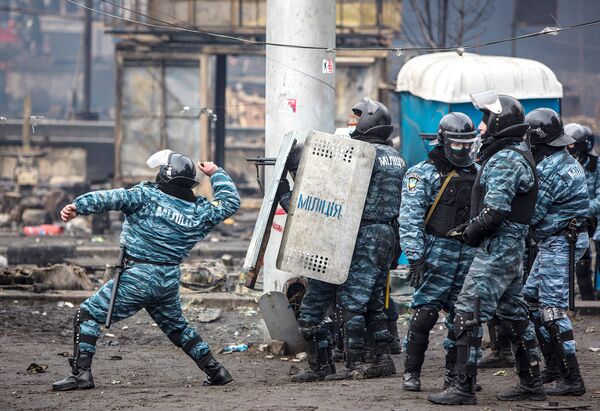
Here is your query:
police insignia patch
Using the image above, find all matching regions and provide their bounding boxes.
[407,173,420,191]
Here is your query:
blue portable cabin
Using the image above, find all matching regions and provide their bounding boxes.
[395,52,563,168]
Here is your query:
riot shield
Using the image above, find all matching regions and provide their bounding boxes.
[258,291,305,355]
[276,131,376,284]
[243,131,297,288]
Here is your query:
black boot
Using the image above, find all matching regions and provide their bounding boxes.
[402,307,438,391]
[496,321,546,401]
[428,374,477,405]
[387,320,401,355]
[541,350,561,384]
[443,346,456,390]
[196,353,233,386]
[292,338,334,382]
[479,323,515,368]
[427,312,478,405]
[546,356,586,396]
[325,349,364,380]
[363,341,396,378]
[52,352,95,391]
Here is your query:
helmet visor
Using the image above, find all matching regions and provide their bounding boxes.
[470,90,502,115]
[444,136,480,167]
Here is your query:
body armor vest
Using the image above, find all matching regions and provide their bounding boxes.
[425,164,476,237]
[470,147,538,224]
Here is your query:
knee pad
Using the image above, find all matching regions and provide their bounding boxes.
[540,307,567,324]
[406,308,438,348]
[498,318,529,342]
[410,307,439,335]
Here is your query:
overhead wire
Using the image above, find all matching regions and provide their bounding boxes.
[67,0,600,54]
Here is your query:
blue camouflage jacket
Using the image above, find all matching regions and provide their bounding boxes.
[531,149,589,241]
[74,169,241,263]
[480,141,535,236]
[362,144,407,223]
[584,160,600,240]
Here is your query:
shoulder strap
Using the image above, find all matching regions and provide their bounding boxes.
[425,169,457,226]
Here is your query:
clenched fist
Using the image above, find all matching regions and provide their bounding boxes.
[197,161,219,177]
[60,203,78,222]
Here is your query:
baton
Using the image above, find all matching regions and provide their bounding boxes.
[105,247,125,328]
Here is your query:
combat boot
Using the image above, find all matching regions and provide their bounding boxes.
[546,356,586,396]
[52,352,95,391]
[196,352,233,386]
[292,341,334,382]
[427,375,477,405]
[363,342,396,378]
[541,352,561,384]
[497,374,546,401]
[325,349,364,380]
[403,372,421,391]
[387,320,401,355]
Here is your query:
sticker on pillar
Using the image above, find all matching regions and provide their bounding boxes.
[278,97,297,113]
[322,59,334,74]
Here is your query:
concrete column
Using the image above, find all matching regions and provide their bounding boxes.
[264,0,336,292]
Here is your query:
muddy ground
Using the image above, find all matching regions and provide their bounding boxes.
[1,300,599,411]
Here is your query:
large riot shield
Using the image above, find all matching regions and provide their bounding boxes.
[276,131,376,284]
[243,132,297,288]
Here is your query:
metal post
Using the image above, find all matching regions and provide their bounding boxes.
[215,54,227,168]
[82,0,92,114]
[263,0,336,293]
[22,95,31,151]
[76,0,97,120]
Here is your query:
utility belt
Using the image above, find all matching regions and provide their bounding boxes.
[124,253,181,266]
[555,219,587,239]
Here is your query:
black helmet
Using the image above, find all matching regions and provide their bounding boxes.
[471,91,528,138]
[566,123,595,162]
[349,97,394,140]
[437,112,479,167]
[156,152,198,188]
[525,108,574,147]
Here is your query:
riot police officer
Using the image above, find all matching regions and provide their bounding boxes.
[524,109,588,396]
[400,112,479,392]
[428,91,545,405]
[566,123,600,301]
[53,153,240,391]
[281,98,406,382]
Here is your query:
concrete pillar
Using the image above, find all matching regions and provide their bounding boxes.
[264,0,336,292]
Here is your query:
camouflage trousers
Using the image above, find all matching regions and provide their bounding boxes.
[299,224,396,350]
[404,236,474,353]
[454,229,541,367]
[523,234,588,356]
[78,262,209,360]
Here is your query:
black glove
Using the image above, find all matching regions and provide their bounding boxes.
[446,222,470,242]
[462,207,507,248]
[407,257,427,289]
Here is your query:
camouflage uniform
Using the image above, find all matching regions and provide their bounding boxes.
[451,142,543,395]
[73,170,240,363]
[399,151,477,386]
[584,161,600,298]
[524,149,589,389]
[295,143,406,379]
